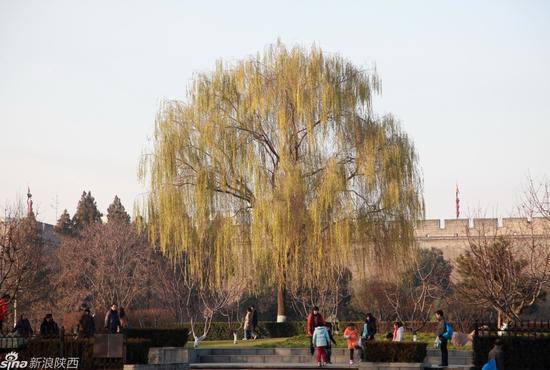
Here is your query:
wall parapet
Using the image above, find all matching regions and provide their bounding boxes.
[415,217,549,238]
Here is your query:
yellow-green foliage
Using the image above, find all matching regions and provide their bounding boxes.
[139,42,424,291]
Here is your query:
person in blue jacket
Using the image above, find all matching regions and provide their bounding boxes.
[312,324,331,367]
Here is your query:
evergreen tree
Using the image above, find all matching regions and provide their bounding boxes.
[72,191,103,231]
[54,209,75,236]
[107,195,130,224]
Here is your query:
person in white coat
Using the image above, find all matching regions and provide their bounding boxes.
[392,321,404,342]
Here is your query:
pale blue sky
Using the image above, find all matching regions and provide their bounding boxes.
[1,0,549,224]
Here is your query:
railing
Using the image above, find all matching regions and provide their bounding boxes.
[474,320,550,337]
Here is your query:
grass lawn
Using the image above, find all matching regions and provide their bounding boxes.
[188,333,471,350]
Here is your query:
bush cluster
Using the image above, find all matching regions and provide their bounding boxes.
[473,336,550,370]
[362,342,427,363]
[18,337,95,369]
[125,327,189,347]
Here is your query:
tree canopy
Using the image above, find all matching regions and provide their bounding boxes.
[139,43,424,316]
[55,209,75,236]
[72,191,103,230]
[107,195,131,224]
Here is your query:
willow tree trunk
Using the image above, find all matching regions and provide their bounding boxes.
[277,285,286,322]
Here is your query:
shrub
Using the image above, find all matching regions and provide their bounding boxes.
[473,336,550,370]
[263,322,305,338]
[363,342,427,363]
[126,338,151,364]
[19,337,95,369]
[125,328,189,347]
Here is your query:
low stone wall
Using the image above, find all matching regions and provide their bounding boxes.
[149,347,199,364]
[124,365,189,370]
[358,363,423,370]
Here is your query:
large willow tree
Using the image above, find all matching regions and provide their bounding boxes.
[140,43,424,321]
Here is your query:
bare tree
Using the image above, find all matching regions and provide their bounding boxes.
[456,225,550,327]
[152,254,188,324]
[186,272,247,347]
[523,176,550,220]
[55,221,154,315]
[288,265,352,321]
[0,211,53,325]
[384,248,452,333]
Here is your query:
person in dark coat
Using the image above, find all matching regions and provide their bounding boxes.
[79,308,96,338]
[488,338,505,370]
[13,314,33,338]
[250,305,258,339]
[0,294,10,334]
[324,322,338,364]
[104,303,121,333]
[40,313,59,337]
[435,310,448,367]
[306,306,326,356]
[119,307,128,329]
[362,313,377,341]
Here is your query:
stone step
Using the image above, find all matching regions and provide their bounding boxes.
[425,350,471,358]
[199,355,471,367]
[191,363,426,370]
[423,356,472,366]
[190,364,356,370]
[199,355,353,364]
[196,348,471,358]
[424,366,474,370]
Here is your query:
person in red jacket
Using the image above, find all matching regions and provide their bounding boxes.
[0,294,10,333]
[306,306,326,355]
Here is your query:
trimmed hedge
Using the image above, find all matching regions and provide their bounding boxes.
[363,341,427,363]
[474,336,550,370]
[125,327,189,347]
[176,321,305,340]
[126,338,151,364]
[18,337,95,369]
[263,322,306,338]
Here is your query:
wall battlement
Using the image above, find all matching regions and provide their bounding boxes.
[415,217,550,238]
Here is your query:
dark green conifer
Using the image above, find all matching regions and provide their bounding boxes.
[107,195,130,224]
[72,191,103,231]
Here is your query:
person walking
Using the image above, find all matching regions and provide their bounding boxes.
[13,314,33,338]
[119,307,128,329]
[392,321,404,342]
[435,310,449,367]
[79,308,96,338]
[250,305,258,339]
[306,306,326,355]
[486,338,504,370]
[0,294,10,334]
[344,322,362,365]
[324,322,337,364]
[312,324,331,367]
[243,307,252,340]
[104,303,121,334]
[362,313,377,342]
[40,313,60,337]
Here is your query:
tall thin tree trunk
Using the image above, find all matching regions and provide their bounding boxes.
[277,285,286,322]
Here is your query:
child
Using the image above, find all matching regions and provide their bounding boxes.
[312,324,331,367]
[343,322,362,365]
[324,322,337,364]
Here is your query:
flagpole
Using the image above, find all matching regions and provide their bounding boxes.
[455,184,460,219]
